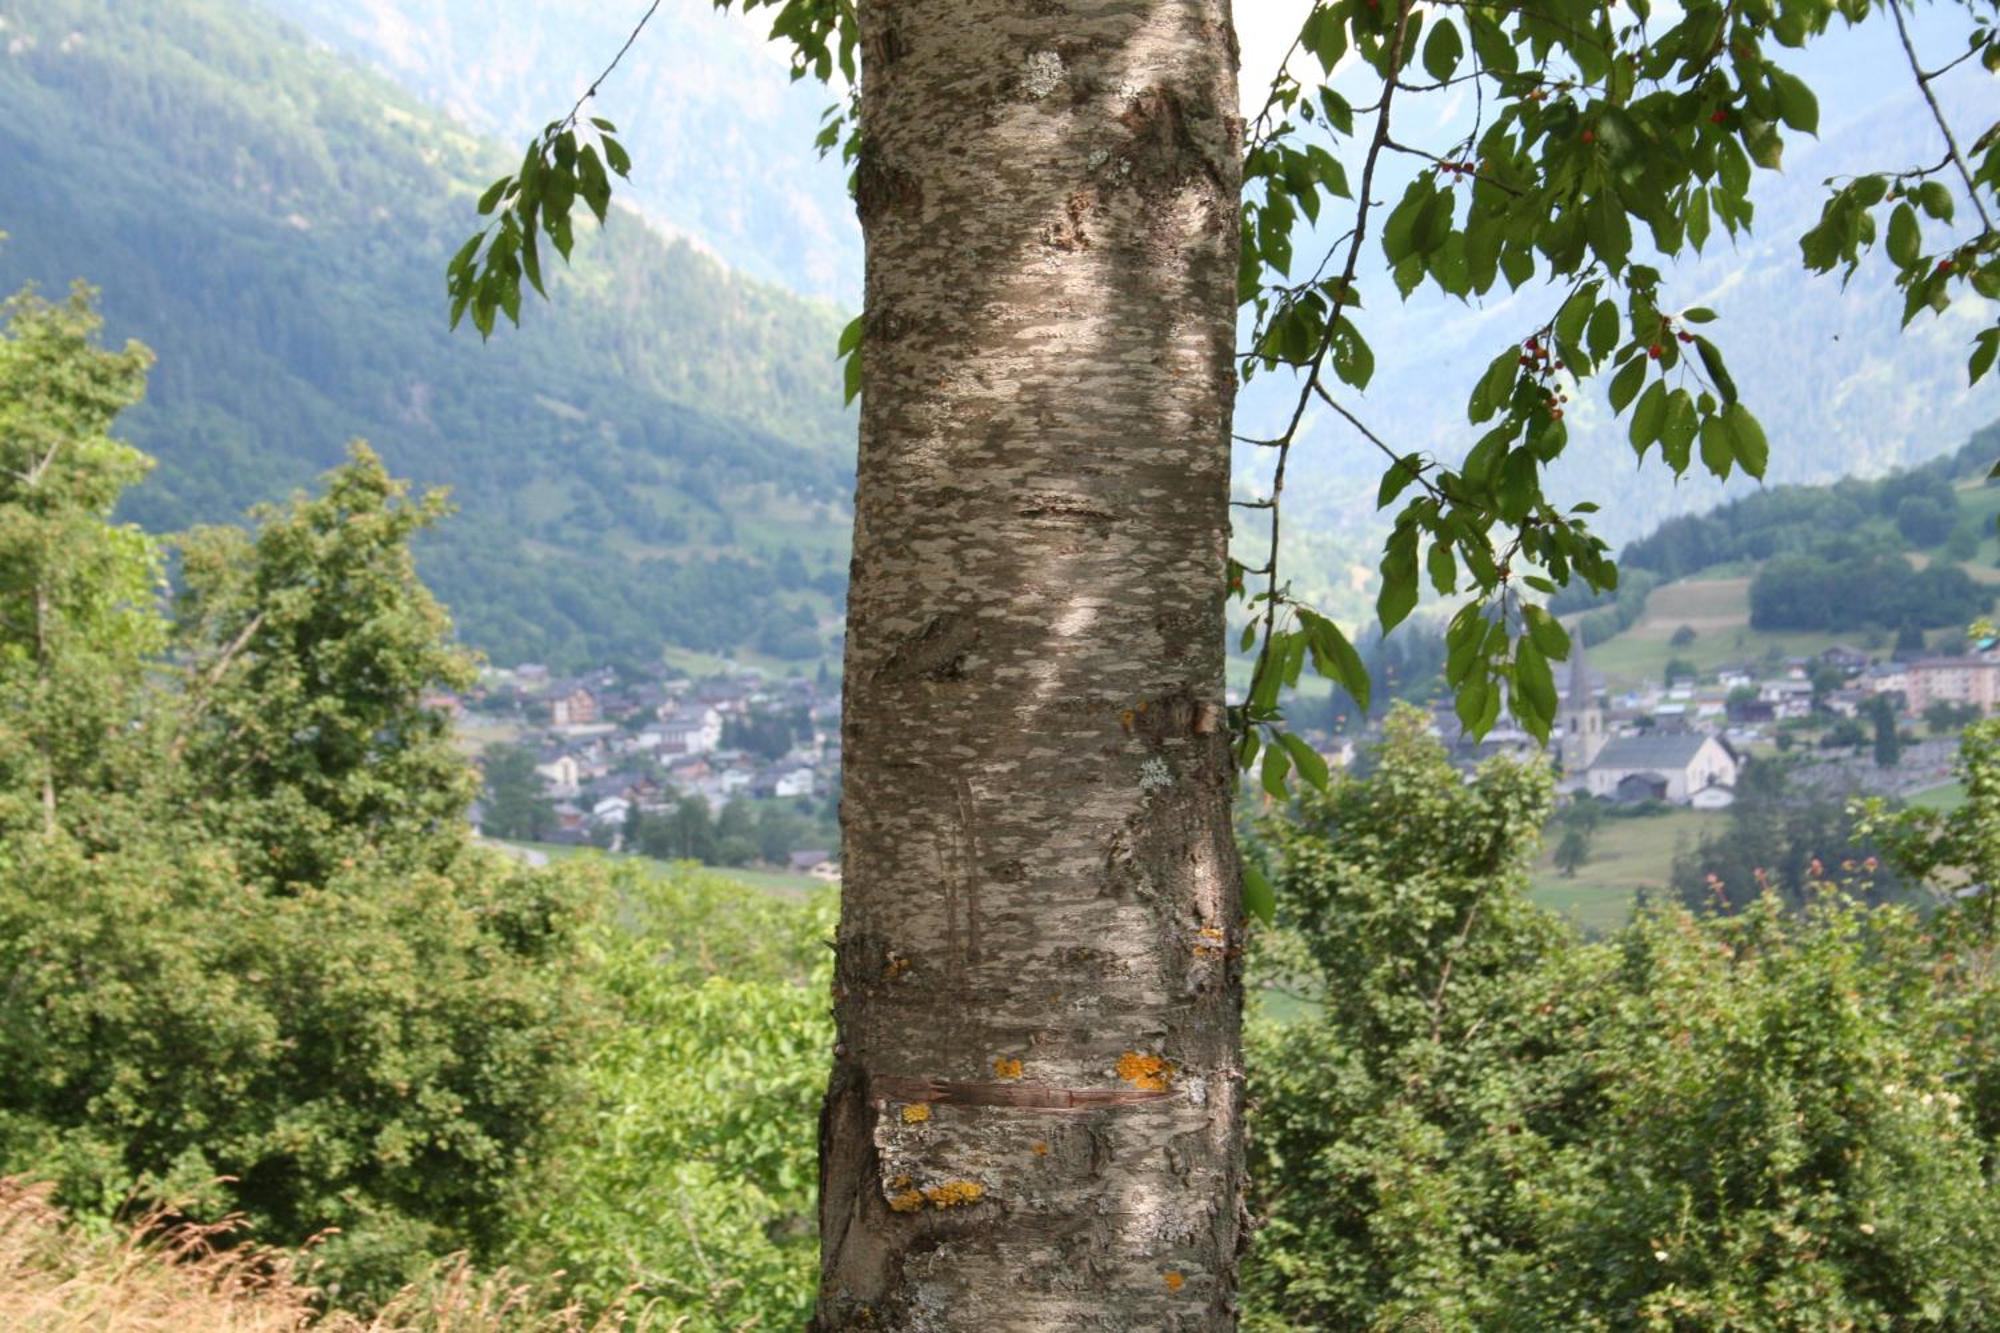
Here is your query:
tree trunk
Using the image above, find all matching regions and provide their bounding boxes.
[819,2,1246,1327]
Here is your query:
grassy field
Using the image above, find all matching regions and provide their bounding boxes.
[1908,780,1968,812]
[1528,808,1719,933]
[1583,480,2000,689]
[1581,576,1856,688]
[487,840,824,899]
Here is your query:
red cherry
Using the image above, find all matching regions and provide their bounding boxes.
[1709,109,1727,124]
[1677,331,1694,343]
[1581,129,1596,144]
[1648,344,1663,359]
[1937,258,1955,273]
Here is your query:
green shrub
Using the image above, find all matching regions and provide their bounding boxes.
[510,861,830,1329]
[1243,707,2000,1331]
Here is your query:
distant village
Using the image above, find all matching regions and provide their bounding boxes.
[426,631,2000,881]
[1424,635,1997,808]
[434,661,844,879]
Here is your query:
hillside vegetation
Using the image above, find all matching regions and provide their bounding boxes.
[0,0,853,669]
[1564,421,2000,686]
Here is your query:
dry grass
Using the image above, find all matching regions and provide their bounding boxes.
[0,1180,663,1333]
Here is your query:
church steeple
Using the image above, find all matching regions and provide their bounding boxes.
[1560,631,1605,774]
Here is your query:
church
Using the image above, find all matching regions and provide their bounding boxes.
[1558,636,1738,806]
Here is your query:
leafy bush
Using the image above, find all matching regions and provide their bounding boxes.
[0,292,592,1307]
[1243,707,2000,1330]
[509,862,830,1329]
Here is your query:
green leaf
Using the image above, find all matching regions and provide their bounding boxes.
[1699,412,1734,479]
[1586,300,1619,362]
[1769,68,1819,133]
[1278,732,1330,792]
[1260,740,1292,799]
[1742,116,1784,170]
[1971,328,2000,386]
[1514,638,1557,734]
[1242,861,1275,925]
[1724,402,1769,478]
[1523,604,1569,661]
[1455,675,1490,735]
[1427,539,1457,595]
[1378,526,1420,632]
[843,343,863,405]
[1587,193,1632,271]
[837,314,865,356]
[1378,455,1424,508]
[476,175,513,216]
[1422,20,1463,82]
[602,135,633,177]
[1660,389,1698,472]
[1692,335,1737,404]
[1609,356,1647,413]
[1629,378,1666,453]
[1887,202,1921,268]
[1330,317,1375,390]
[1917,180,1955,222]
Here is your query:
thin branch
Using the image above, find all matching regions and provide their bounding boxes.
[1889,0,1994,233]
[1242,0,1420,717]
[1309,382,1437,500]
[563,0,666,130]
[166,611,266,762]
[1385,138,1523,194]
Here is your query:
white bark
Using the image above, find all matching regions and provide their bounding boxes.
[819,2,1247,1327]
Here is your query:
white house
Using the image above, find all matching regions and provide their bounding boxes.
[658,704,724,755]
[534,753,581,797]
[1584,732,1739,804]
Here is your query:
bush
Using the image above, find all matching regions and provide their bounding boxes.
[1243,709,2000,1330]
[508,861,830,1329]
[0,810,593,1308]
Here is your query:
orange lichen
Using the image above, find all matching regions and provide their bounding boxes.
[1031,1141,1050,1157]
[888,1189,926,1213]
[923,1180,985,1208]
[889,1174,912,1190]
[993,1056,1024,1080]
[883,954,911,981]
[1164,1271,1186,1292]
[900,1103,931,1124]
[1116,1051,1174,1091]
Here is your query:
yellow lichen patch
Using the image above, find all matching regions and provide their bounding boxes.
[1164,1271,1186,1292]
[888,1189,926,1213]
[889,1174,912,1190]
[923,1180,985,1208]
[1031,1141,1050,1157]
[1116,1051,1174,1091]
[993,1056,1024,1080]
[883,954,911,981]
[900,1103,932,1124]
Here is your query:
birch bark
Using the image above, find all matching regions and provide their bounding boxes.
[818,1,1247,1326]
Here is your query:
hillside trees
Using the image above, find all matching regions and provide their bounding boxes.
[0,284,156,838]
[0,288,589,1305]
[453,0,1999,1318]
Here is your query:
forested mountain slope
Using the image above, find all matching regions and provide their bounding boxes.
[0,0,854,667]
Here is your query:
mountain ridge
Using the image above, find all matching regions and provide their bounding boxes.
[0,0,856,668]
